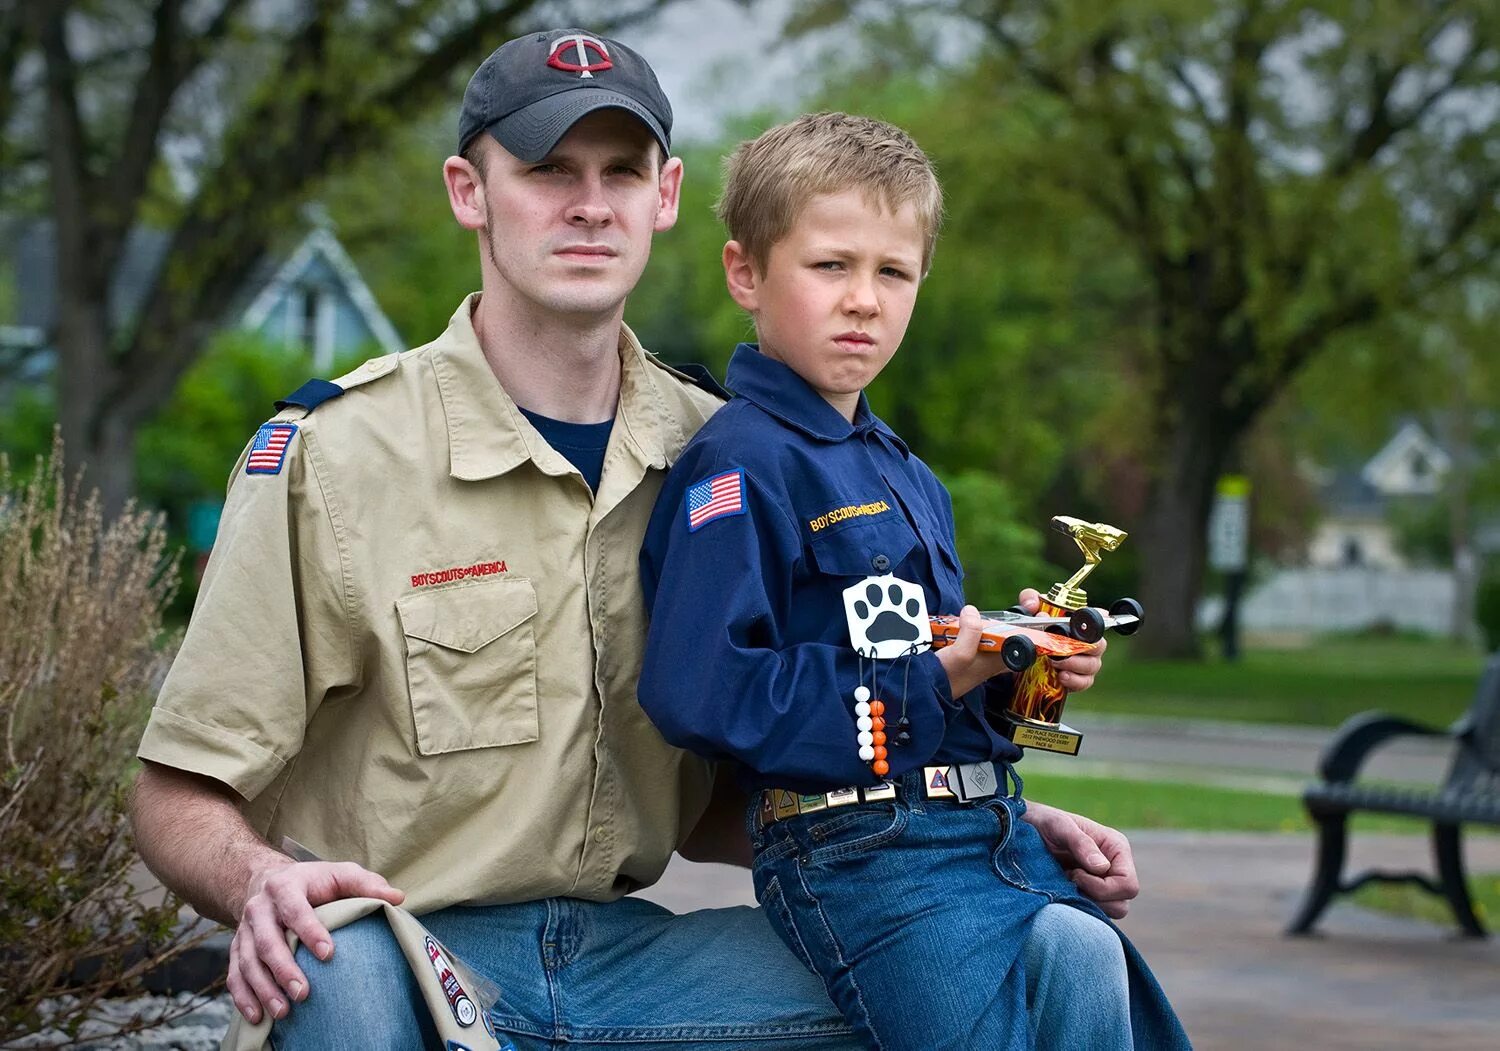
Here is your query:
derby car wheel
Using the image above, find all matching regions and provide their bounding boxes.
[1109,598,1144,636]
[1069,607,1106,644]
[1001,634,1037,672]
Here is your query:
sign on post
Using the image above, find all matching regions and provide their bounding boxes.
[1208,476,1250,573]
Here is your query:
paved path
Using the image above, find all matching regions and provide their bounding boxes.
[639,830,1500,1051]
[1021,712,1456,794]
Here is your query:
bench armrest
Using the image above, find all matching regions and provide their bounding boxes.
[1317,712,1448,784]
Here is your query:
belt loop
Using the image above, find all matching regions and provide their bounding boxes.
[1003,761,1024,800]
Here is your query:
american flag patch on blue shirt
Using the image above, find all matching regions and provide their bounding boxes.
[685,469,745,532]
[245,423,297,475]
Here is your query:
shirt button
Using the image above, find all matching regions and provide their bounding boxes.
[872,554,891,572]
[593,825,606,841]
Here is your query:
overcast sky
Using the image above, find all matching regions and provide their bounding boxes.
[622,0,817,142]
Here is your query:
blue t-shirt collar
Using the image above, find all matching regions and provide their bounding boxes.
[725,344,908,456]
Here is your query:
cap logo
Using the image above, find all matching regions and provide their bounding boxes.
[547,34,612,78]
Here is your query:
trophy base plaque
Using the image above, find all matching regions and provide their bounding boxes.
[1002,714,1083,756]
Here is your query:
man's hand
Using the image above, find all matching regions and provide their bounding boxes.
[228,859,404,1025]
[1017,587,1107,693]
[1021,801,1139,919]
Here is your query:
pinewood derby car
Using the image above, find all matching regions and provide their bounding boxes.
[928,600,1144,672]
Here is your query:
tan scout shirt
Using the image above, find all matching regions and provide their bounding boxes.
[138,294,721,913]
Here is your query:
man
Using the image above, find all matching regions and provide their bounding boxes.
[130,28,1139,1050]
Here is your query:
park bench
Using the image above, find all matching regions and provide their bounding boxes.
[1287,652,1500,938]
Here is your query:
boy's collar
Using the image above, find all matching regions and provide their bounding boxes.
[725,344,909,456]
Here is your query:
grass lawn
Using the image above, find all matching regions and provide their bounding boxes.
[1020,768,1430,834]
[1097,633,1488,728]
[1352,873,1500,929]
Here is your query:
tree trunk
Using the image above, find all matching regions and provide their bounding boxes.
[86,413,139,522]
[1442,377,1481,647]
[53,296,136,515]
[1133,410,1231,660]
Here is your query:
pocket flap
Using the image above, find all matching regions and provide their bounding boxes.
[809,517,917,578]
[396,580,538,653]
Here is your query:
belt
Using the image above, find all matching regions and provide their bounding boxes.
[757,762,1005,828]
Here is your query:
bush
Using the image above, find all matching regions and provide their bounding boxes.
[941,470,1057,605]
[1478,563,1500,653]
[0,438,203,1045]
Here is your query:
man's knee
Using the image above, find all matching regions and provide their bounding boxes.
[1023,904,1131,1049]
[270,914,430,1050]
[1025,903,1125,977]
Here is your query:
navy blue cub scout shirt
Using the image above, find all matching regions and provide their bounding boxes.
[639,345,1022,794]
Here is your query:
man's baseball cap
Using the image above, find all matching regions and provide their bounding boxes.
[458,29,672,161]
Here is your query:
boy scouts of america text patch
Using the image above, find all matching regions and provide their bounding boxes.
[685,469,745,531]
[245,423,297,475]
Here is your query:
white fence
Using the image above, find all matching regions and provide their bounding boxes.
[1197,567,1462,636]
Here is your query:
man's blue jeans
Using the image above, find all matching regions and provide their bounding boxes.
[268,881,1151,1049]
[747,768,1188,1051]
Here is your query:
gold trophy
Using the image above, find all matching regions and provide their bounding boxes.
[1001,516,1142,756]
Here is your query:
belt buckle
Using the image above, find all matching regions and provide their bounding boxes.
[951,761,1000,802]
[826,787,859,808]
[922,766,955,799]
[771,789,800,821]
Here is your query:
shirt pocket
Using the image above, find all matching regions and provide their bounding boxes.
[395,578,540,755]
[808,515,918,579]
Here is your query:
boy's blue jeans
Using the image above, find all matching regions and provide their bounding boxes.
[748,765,1190,1051]
[267,856,1161,1050]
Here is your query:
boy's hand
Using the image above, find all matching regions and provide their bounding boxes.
[935,604,1013,697]
[1017,588,1107,693]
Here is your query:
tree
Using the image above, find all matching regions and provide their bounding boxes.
[5,0,674,514]
[792,0,1500,656]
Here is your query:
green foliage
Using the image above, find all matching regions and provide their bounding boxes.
[1388,498,1452,566]
[136,333,315,506]
[134,332,370,615]
[941,470,1055,605]
[1477,564,1500,652]
[0,385,56,472]
[626,139,756,375]
[320,120,480,345]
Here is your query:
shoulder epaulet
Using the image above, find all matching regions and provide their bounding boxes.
[273,354,400,416]
[649,357,731,402]
[275,379,343,413]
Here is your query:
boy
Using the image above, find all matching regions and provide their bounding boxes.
[638,113,1189,1050]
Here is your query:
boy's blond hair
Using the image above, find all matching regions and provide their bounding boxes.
[715,111,943,275]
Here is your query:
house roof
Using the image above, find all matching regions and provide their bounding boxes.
[239,226,404,356]
[1361,419,1451,496]
[6,217,402,355]
[1321,468,1388,517]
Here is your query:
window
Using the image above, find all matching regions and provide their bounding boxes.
[287,284,336,370]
